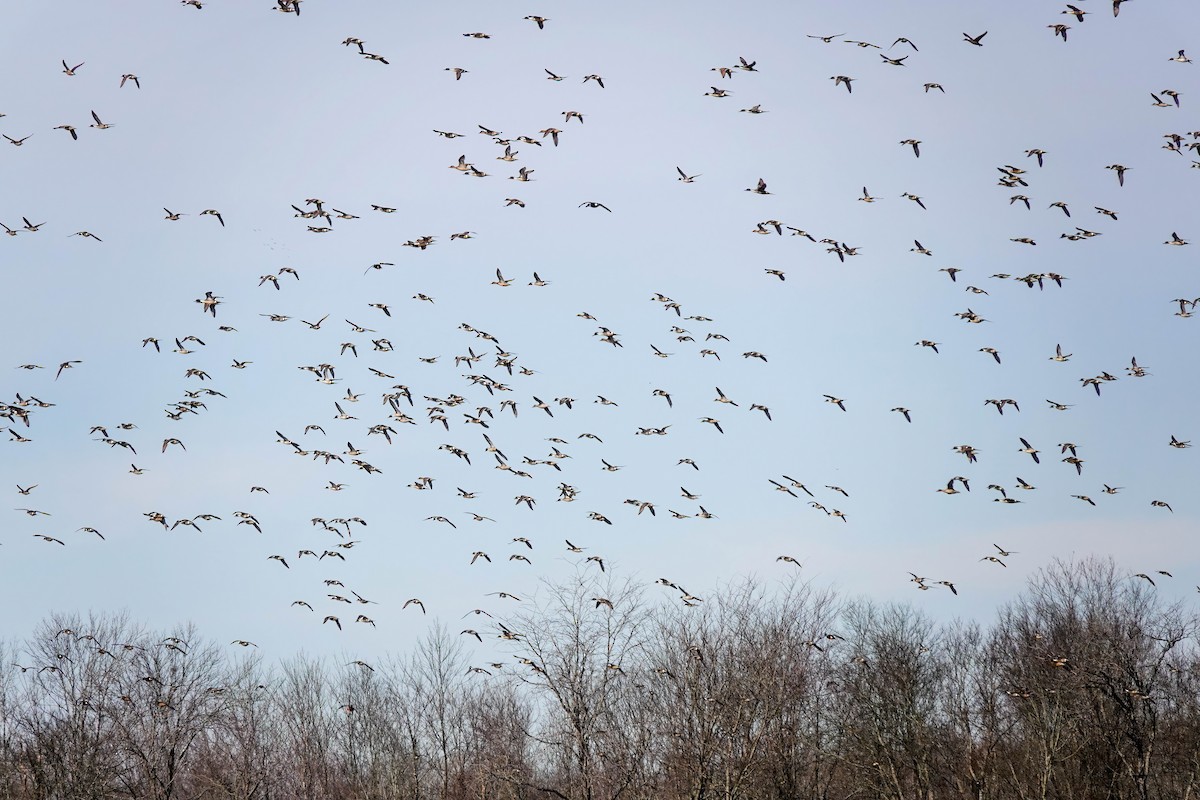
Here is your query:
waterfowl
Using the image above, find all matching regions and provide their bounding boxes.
[89,110,113,130]
[831,75,854,93]
[963,31,987,46]
[937,479,961,495]
[1063,4,1088,22]
[62,60,84,76]
[745,178,771,195]
[55,360,82,380]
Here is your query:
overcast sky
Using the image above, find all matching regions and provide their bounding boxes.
[1,0,1197,659]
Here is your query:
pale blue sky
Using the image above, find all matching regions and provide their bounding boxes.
[2,0,1197,658]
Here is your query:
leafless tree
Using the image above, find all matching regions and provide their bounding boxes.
[496,569,652,800]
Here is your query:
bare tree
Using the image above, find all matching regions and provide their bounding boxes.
[497,569,651,800]
[106,623,231,800]
[993,557,1195,800]
[13,612,141,799]
[830,601,944,800]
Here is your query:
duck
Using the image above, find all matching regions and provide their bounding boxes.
[1105,164,1130,186]
[831,75,854,93]
[745,178,771,195]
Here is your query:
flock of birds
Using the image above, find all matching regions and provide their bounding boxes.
[2,0,1197,667]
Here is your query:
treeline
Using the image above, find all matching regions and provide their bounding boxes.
[0,557,1197,800]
